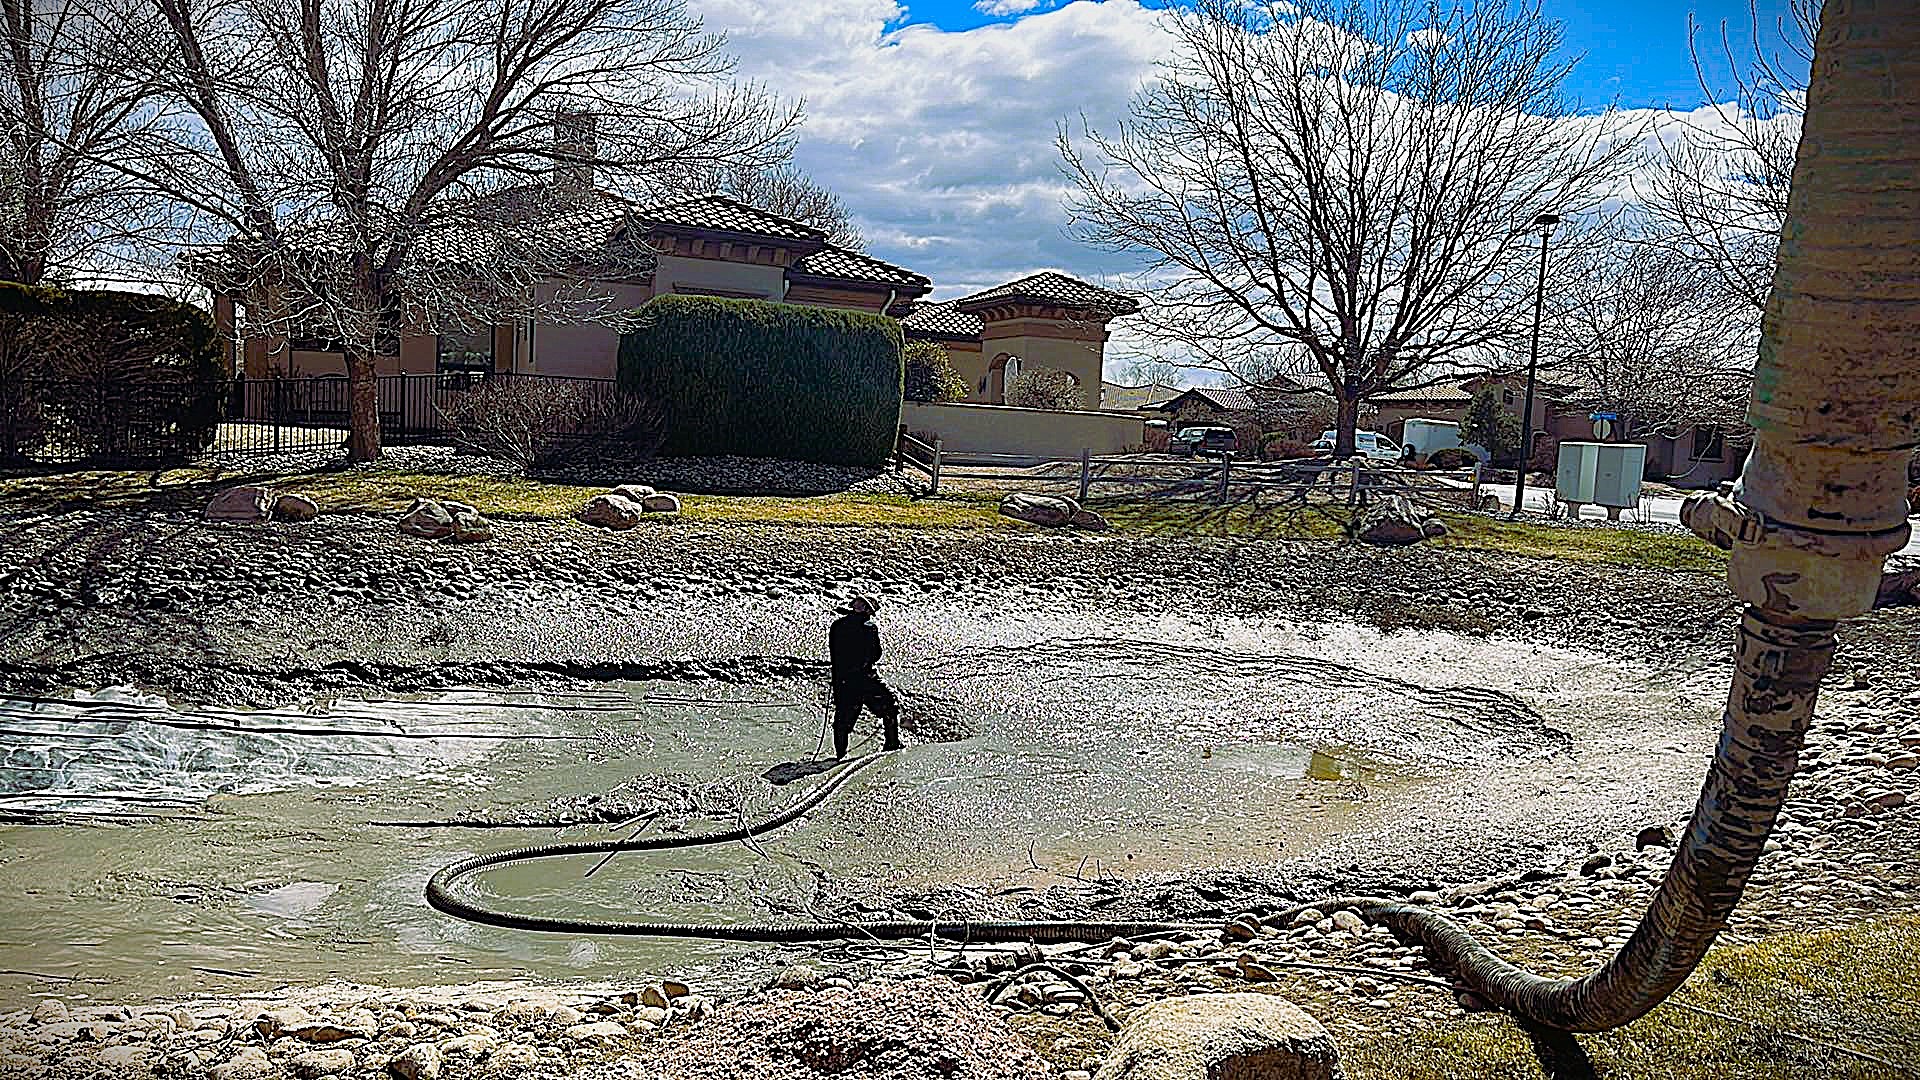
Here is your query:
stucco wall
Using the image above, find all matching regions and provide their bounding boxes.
[901,401,1145,458]
[980,330,1104,407]
[652,255,785,300]
[529,282,653,379]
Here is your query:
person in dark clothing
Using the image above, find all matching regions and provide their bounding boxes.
[827,596,901,758]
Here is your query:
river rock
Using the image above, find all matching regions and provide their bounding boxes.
[641,493,681,514]
[273,493,320,522]
[205,485,274,524]
[285,1017,375,1042]
[1070,507,1110,531]
[1096,993,1342,1080]
[1350,495,1446,545]
[450,510,493,543]
[30,1000,67,1025]
[1636,824,1676,850]
[397,499,455,539]
[769,965,824,991]
[211,1046,273,1080]
[290,1048,356,1077]
[566,1020,627,1045]
[1000,492,1080,528]
[578,494,643,530]
[1330,910,1366,933]
[388,1043,442,1080]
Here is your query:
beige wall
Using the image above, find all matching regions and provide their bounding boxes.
[979,324,1105,407]
[527,281,653,379]
[901,400,1145,458]
[937,341,988,400]
[652,254,784,301]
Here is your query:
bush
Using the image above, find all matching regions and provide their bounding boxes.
[0,282,225,462]
[1428,447,1479,470]
[1258,432,1315,460]
[439,377,666,472]
[903,340,968,403]
[617,296,902,466]
[1006,368,1084,410]
[1460,387,1521,466]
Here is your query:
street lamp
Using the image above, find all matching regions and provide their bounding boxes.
[1510,212,1560,519]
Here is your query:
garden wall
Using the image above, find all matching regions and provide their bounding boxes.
[901,401,1145,458]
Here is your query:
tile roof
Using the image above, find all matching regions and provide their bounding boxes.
[900,301,984,340]
[1371,383,1474,406]
[950,271,1140,316]
[1156,386,1257,412]
[638,193,827,244]
[790,245,931,290]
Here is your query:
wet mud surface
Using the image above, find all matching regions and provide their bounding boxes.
[0,510,1915,1009]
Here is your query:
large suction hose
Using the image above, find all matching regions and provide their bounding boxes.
[427,753,1207,943]
[1315,0,1920,1032]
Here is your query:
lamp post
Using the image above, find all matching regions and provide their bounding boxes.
[1510,212,1560,519]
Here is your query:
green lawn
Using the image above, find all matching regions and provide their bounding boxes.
[1344,915,1920,1080]
[0,464,1724,573]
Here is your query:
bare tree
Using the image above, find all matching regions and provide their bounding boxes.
[0,0,163,284]
[1059,0,1633,458]
[1540,238,1753,438]
[1637,1,1813,311]
[102,0,799,461]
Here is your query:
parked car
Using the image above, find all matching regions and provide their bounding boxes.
[1310,429,1405,461]
[1171,425,1239,456]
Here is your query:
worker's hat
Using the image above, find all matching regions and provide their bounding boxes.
[835,595,878,616]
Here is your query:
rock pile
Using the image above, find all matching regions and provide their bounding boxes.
[204,486,322,525]
[998,492,1108,531]
[396,498,493,543]
[1349,496,1447,545]
[577,484,680,530]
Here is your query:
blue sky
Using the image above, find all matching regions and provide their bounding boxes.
[893,0,1805,110]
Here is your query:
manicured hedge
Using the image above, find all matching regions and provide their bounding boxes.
[0,281,226,462]
[617,295,903,466]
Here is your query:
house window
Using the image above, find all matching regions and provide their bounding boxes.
[436,327,494,376]
[1691,426,1726,462]
[1501,389,1515,405]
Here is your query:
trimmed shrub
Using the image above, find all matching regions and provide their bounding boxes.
[1006,368,1084,411]
[439,376,666,473]
[1460,387,1521,466]
[617,296,902,466]
[903,339,968,403]
[0,282,225,462]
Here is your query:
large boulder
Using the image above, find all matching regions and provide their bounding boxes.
[610,484,657,503]
[450,510,493,544]
[578,493,644,530]
[1071,507,1110,531]
[273,493,320,522]
[1096,993,1343,1080]
[205,485,273,524]
[640,492,681,514]
[1000,492,1081,528]
[1350,495,1447,545]
[396,498,455,540]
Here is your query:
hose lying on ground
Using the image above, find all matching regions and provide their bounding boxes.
[426,752,1208,944]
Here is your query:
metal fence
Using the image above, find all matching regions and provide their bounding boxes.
[0,370,620,466]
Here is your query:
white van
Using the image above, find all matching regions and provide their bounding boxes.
[1310,429,1405,461]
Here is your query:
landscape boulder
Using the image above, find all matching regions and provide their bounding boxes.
[204,485,274,524]
[611,484,657,503]
[640,492,681,514]
[1096,993,1343,1080]
[1000,492,1105,529]
[450,510,494,544]
[578,493,644,530]
[1350,495,1447,545]
[273,493,320,522]
[396,498,455,540]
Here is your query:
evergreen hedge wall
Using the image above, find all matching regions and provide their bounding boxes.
[617,295,903,466]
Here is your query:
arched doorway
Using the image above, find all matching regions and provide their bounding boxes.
[983,352,1020,403]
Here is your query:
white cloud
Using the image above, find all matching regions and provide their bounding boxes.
[973,0,1051,15]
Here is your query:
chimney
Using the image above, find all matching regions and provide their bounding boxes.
[552,109,597,194]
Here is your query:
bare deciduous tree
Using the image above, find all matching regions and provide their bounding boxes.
[103,0,799,461]
[1637,0,1813,311]
[1059,0,1633,458]
[0,0,162,284]
[1540,238,1753,438]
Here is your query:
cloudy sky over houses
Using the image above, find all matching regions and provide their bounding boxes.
[688,0,1804,377]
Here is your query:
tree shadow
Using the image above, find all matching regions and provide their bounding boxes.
[1518,1021,1600,1080]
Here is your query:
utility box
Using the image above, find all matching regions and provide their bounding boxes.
[1556,441,1646,519]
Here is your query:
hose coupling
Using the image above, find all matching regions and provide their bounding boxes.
[1682,486,1912,621]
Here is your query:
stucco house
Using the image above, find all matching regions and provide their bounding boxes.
[901,272,1140,407]
[215,190,935,382]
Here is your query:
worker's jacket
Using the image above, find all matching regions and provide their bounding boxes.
[828,613,882,683]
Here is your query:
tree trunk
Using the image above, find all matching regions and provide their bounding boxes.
[345,348,382,462]
[1333,394,1359,459]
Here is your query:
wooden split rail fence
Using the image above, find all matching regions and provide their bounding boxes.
[892,428,1486,509]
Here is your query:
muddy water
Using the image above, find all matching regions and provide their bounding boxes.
[0,613,1727,1006]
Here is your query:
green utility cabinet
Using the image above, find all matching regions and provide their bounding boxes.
[1556,441,1646,519]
